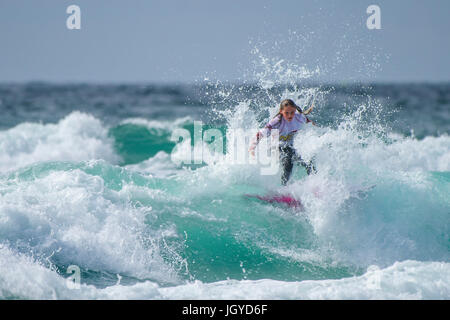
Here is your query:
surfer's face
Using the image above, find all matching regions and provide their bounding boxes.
[280,106,296,122]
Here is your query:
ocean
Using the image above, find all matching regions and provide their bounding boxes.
[0,81,449,299]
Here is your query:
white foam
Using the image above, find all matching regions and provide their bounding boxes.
[0,245,162,299]
[286,124,450,267]
[120,116,193,132]
[125,151,180,177]
[159,260,450,300]
[0,167,181,284]
[1,248,448,300]
[0,112,119,173]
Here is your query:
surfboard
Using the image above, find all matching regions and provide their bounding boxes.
[244,194,303,209]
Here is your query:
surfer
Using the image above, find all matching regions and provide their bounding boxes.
[249,98,317,185]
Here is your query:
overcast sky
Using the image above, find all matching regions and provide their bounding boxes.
[0,0,449,84]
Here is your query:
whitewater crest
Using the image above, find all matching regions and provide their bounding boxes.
[0,112,119,173]
[0,245,448,300]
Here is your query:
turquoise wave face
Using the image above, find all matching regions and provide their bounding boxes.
[110,123,177,165]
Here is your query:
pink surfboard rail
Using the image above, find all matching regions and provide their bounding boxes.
[245,194,303,209]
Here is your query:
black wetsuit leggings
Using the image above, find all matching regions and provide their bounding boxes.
[280,146,315,185]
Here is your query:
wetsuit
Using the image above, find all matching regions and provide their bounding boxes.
[252,112,316,185]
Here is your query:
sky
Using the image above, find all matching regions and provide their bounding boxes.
[0,0,449,84]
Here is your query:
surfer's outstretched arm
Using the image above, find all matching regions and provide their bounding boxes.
[249,117,280,156]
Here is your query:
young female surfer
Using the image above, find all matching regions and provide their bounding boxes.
[249,98,316,185]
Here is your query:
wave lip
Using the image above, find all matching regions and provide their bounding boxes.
[159,260,450,300]
[0,111,119,173]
